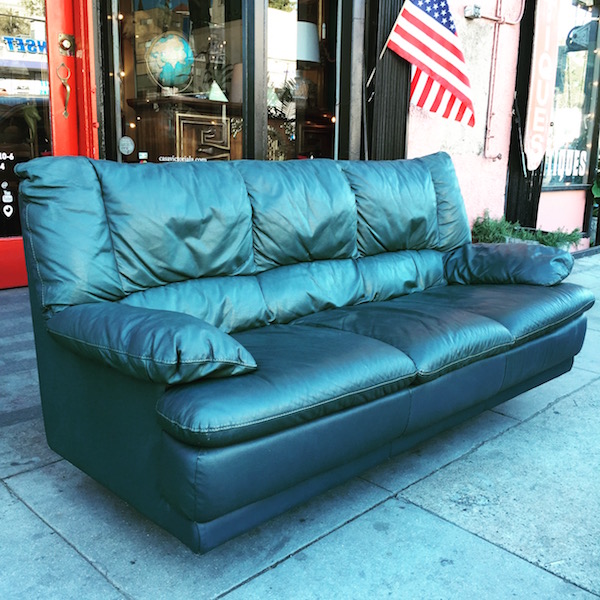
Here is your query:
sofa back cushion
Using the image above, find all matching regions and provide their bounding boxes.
[17,152,468,322]
[235,159,358,271]
[17,156,124,311]
[341,152,471,256]
[413,152,472,251]
[342,160,438,255]
[258,259,365,324]
[358,250,446,303]
[120,275,270,333]
[92,160,255,293]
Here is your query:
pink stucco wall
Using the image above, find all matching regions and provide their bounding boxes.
[405,0,523,226]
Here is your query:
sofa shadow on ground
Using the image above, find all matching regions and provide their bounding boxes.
[16,152,595,553]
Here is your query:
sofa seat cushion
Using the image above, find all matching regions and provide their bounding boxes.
[293,298,514,383]
[409,283,595,344]
[156,325,417,447]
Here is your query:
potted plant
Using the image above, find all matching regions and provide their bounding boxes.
[472,211,581,250]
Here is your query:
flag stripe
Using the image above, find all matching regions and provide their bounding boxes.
[385,0,475,127]
[411,66,423,97]
[430,84,446,112]
[455,102,467,122]
[409,68,473,126]
[393,10,471,87]
[389,30,473,104]
[401,4,465,63]
[417,74,434,107]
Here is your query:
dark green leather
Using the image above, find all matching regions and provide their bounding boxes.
[341,159,438,254]
[157,324,417,447]
[445,242,575,286]
[412,152,472,250]
[235,159,358,269]
[17,156,124,312]
[119,274,270,334]
[47,303,257,383]
[357,250,445,302]
[257,259,364,324]
[293,298,514,383]
[411,283,594,344]
[91,160,256,291]
[16,151,595,553]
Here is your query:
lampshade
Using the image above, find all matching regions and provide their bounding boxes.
[297,21,320,63]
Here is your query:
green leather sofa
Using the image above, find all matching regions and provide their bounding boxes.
[16,152,595,553]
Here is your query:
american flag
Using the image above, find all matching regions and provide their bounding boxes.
[385,0,475,127]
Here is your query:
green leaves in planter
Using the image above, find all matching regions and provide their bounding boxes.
[472,211,581,248]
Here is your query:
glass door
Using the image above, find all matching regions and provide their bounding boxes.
[0,0,50,288]
[104,0,338,163]
[266,0,336,160]
[109,0,244,163]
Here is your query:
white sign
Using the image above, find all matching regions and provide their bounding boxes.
[524,0,560,172]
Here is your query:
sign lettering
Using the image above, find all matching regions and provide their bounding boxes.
[3,36,47,55]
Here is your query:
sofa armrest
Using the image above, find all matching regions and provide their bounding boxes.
[46,303,257,384]
[444,243,574,286]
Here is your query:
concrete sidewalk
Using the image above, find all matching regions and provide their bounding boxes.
[1,254,599,600]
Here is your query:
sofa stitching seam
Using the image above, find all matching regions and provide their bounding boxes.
[24,203,47,309]
[47,329,254,367]
[88,159,127,294]
[417,339,514,377]
[511,302,594,343]
[158,373,416,434]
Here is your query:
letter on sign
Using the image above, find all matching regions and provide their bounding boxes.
[523,0,560,172]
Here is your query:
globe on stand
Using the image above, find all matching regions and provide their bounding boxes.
[146,32,194,94]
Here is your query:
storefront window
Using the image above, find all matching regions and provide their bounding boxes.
[266,0,335,160]
[543,0,600,188]
[116,1,243,163]
[108,1,338,162]
[0,0,50,238]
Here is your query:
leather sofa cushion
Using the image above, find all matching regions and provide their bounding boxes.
[445,243,574,286]
[156,324,417,447]
[412,152,472,251]
[16,156,125,311]
[235,160,358,270]
[294,298,514,383]
[119,274,270,333]
[410,283,595,344]
[121,253,445,332]
[257,259,364,324]
[357,250,445,302]
[341,159,438,255]
[46,303,257,384]
[91,160,256,292]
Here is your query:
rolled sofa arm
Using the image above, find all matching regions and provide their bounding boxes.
[46,303,257,384]
[444,243,574,286]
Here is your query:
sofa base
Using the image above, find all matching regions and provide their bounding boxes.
[172,357,574,553]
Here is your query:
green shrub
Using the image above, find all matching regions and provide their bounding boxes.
[472,211,581,248]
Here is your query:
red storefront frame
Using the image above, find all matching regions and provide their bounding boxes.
[0,0,98,289]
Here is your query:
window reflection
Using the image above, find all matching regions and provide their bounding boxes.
[267,0,335,160]
[0,0,50,238]
[543,0,599,188]
[119,0,242,162]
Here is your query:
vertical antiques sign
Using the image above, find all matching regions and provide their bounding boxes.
[524,0,560,172]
